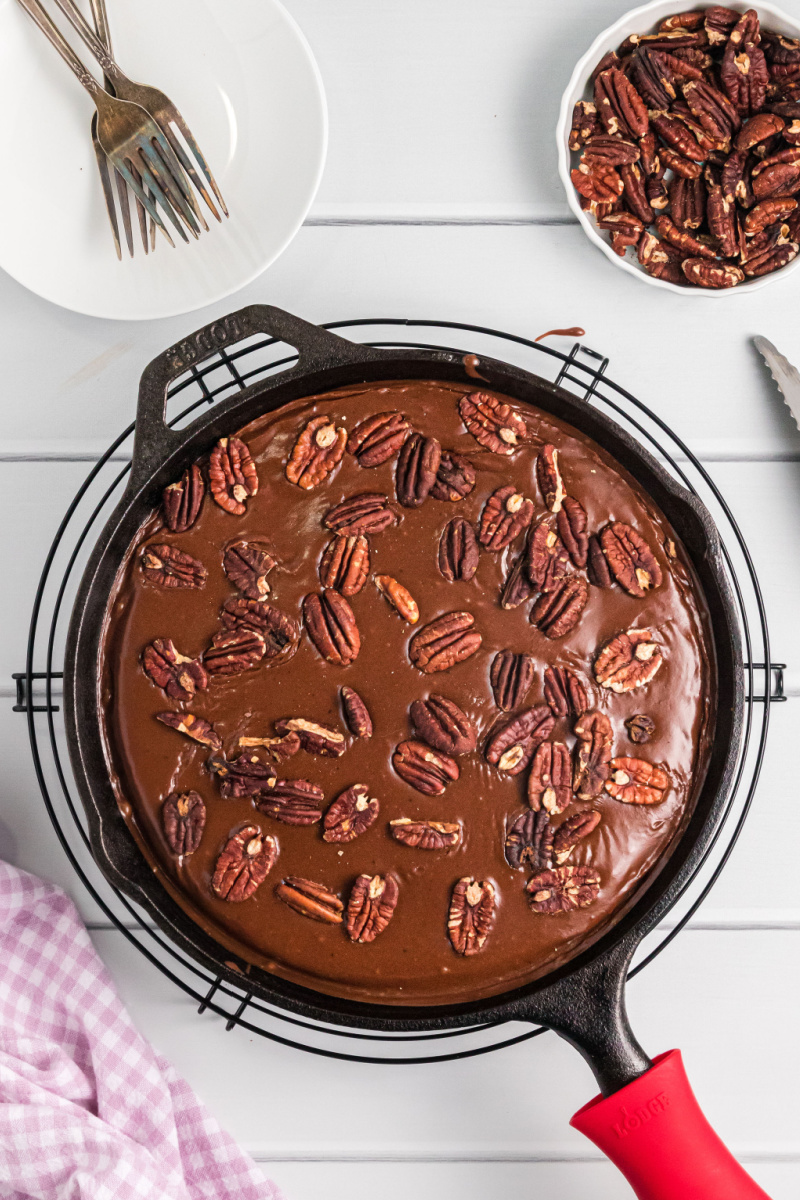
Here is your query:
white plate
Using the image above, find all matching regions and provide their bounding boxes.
[0,0,327,320]
[556,0,800,297]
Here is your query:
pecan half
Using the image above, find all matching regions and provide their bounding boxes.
[223,540,275,600]
[573,710,613,800]
[458,392,527,455]
[629,48,676,109]
[682,257,745,287]
[600,522,663,597]
[556,498,589,567]
[744,195,797,233]
[595,629,664,692]
[156,711,222,751]
[410,694,477,755]
[408,612,482,673]
[142,639,208,701]
[500,553,535,609]
[587,535,614,588]
[286,416,347,489]
[626,714,656,743]
[536,445,567,512]
[572,163,625,203]
[737,112,786,153]
[141,543,207,589]
[390,818,461,850]
[346,874,399,943]
[526,522,570,592]
[431,451,477,501]
[655,213,715,258]
[490,651,535,712]
[163,464,204,532]
[707,185,739,256]
[669,173,706,230]
[208,437,258,516]
[276,877,343,924]
[527,741,573,814]
[530,576,589,639]
[552,811,602,865]
[438,517,480,582]
[203,628,266,676]
[395,432,441,508]
[162,791,206,857]
[341,686,373,738]
[570,100,600,150]
[742,240,799,276]
[621,163,656,224]
[220,598,299,661]
[526,866,600,914]
[448,878,495,956]
[207,751,276,798]
[657,144,703,179]
[319,534,370,596]
[323,493,398,536]
[212,827,276,902]
[683,77,740,141]
[256,778,325,825]
[479,486,535,551]
[238,732,302,762]
[705,6,740,46]
[751,150,800,200]
[583,134,641,168]
[606,757,669,804]
[721,10,768,116]
[303,591,360,665]
[393,740,460,795]
[274,717,347,757]
[323,784,379,842]
[637,231,683,283]
[485,705,555,775]
[505,809,554,871]
[374,574,420,623]
[595,67,649,138]
[347,411,410,467]
[543,666,588,718]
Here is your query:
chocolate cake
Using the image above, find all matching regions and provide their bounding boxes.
[99,378,715,1006]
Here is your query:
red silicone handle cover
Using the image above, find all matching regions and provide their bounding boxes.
[570,1050,771,1200]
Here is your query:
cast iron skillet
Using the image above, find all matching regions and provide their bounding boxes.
[65,306,766,1200]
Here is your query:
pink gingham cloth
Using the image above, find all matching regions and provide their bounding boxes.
[0,860,282,1200]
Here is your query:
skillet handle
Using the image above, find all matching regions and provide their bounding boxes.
[129,305,385,491]
[571,1049,771,1199]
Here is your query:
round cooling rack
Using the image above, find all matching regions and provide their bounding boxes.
[16,318,785,1064]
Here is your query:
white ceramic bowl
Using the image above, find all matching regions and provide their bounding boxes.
[556,0,800,296]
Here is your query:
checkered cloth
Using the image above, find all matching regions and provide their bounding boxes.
[0,861,281,1200]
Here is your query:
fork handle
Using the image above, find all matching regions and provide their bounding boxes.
[15,0,103,98]
[50,0,126,89]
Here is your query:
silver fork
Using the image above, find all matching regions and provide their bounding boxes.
[16,0,201,245]
[53,0,227,225]
[89,0,137,257]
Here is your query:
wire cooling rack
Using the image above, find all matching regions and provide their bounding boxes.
[14,317,785,1064]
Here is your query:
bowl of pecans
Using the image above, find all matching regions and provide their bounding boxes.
[557,1,800,293]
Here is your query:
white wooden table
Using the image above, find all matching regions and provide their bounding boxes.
[1,2,799,1196]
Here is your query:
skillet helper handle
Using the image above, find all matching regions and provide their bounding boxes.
[571,1050,771,1199]
[131,305,382,489]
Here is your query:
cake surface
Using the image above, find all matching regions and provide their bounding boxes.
[99,377,715,1006]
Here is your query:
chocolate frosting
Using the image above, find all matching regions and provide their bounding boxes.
[100,380,715,1006]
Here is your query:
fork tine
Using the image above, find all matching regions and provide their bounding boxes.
[161,124,219,223]
[149,130,208,233]
[133,152,191,242]
[139,140,200,238]
[113,166,135,257]
[169,109,228,218]
[91,128,122,260]
[129,163,149,254]
[114,158,176,247]
[149,187,157,250]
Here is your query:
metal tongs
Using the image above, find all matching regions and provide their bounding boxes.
[16,0,227,254]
